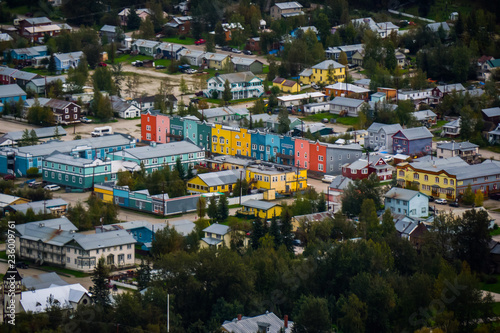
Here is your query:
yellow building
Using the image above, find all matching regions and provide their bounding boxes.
[238,199,282,220]
[230,127,251,157]
[272,77,300,93]
[203,53,231,70]
[299,60,345,85]
[206,155,255,171]
[187,169,241,194]
[211,124,233,155]
[396,161,458,200]
[94,184,114,203]
[200,223,249,249]
[246,165,307,194]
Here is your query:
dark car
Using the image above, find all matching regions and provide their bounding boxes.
[243,50,252,55]
[16,262,28,269]
[449,201,459,207]
[155,65,166,69]
[195,91,204,97]
[3,174,15,181]
[428,196,435,202]
[490,193,500,201]
[221,46,232,52]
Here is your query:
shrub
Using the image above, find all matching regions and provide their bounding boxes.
[26,167,40,177]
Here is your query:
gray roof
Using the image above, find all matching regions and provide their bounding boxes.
[0,193,23,208]
[12,134,134,158]
[54,51,83,62]
[274,1,302,9]
[329,175,352,190]
[354,78,371,86]
[396,127,433,140]
[22,272,69,290]
[133,39,161,48]
[394,218,418,235]
[203,106,249,119]
[203,223,230,235]
[21,217,78,231]
[168,220,196,236]
[222,312,293,333]
[29,76,66,87]
[0,84,26,98]
[0,33,13,42]
[312,59,344,70]
[367,122,403,134]
[482,107,500,118]
[385,187,425,201]
[20,283,88,314]
[11,46,47,56]
[436,141,478,151]
[3,126,66,141]
[44,153,102,167]
[242,199,279,210]
[23,17,52,25]
[215,72,259,84]
[100,25,117,33]
[196,169,240,187]
[9,198,68,214]
[122,141,202,160]
[451,160,500,181]
[11,70,38,81]
[203,52,228,62]
[299,68,312,77]
[74,230,136,250]
[413,110,437,121]
[16,224,76,247]
[427,22,450,32]
[330,96,365,108]
[110,96,138,113]
[436,83,465,92]
[231,57,262,66]
[443,118,460,129]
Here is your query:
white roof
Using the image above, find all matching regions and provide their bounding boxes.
[274,1,302,9]
[278,92,325,102]
[326,82,369,94]
[20,284,88,313]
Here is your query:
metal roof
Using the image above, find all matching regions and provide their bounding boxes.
[23,17,52,25]
[0,84,26,98]
[203,52,228,62]
[11,45,47,57]
[413,110,437,121]
[21,284,88,313]
[451,160,500,181]
[0,193,22,207]
[203,223,230,235]
[196,169,240,187]
[54,51,83,62]
[133,39,161,48]
[312,59,344,70]
[242,199,279,210]
[44,153,108,167]
[22,272,69,290]
[385,187,424,201]
[436,141,478,151]
[75,230,136,250]
[21,217,78,231]
[122,141,202,160]
[278,92,325,102]
[4,125,66,141]
[396,127,433,140]
[482,107,500,118]
[100,25,117,33]
[10,198,68,214]
[326,82,369,94]
[427,22,450,32]
[274,1,303,9]
[222,312,293,333]
[231,56,261,66]
[354,78,371,86]
[436,83,465,92]
[330,96,365,108]
[367,122,402,134]
[329,175,352,190]
[29,75,66,87]
[216,71,259,84]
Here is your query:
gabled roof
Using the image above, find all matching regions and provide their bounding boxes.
[385,187,425,201]
[203,52,228,62]
[11,45,47,56]
[394,127,433,140]
[0,84,26,98]
[273,77,286,84]
[23,17,52,25]
[100,25,118,33]
[427,22,450,32]
[203,223,230,235]
[54,51,83,62]
[0,193,23,207]
[23,272,69,290]
[110,96,139,113]
[132,39,161,49]
[482,107,500,118]
[242,199,279,210]
[274,1,303,9]
[29,75,66,87]
[487,59,500,68]
[215,71,259,84]
[436,141,478,151]
[9,198,68,215]
[122,141,202,160]
[195,169,240,187]
[231,56,262,66]
[443,118,460,129]
[3,126,66,141]
[45,98,77,110]
[312,59,344,70]
[326,82,370,94]
[20,284,88,313]
[435,83,465,92]
[413,110,437,121]
[330,96,365,108]
[222,312,293,333]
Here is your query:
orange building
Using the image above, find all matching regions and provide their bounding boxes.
[325,82,370,100]
[377,87,397,100]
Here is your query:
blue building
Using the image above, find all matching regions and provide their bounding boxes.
[265,132,281,162]
[250,131,267,160]
[0,84,27,112]
[278,135,295,165]
[392,127,433,155]
[9,46,48,62]
[0,134,136,176]
[54,51,83,73]
[384,187,429,218]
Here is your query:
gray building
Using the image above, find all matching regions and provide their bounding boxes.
[325,143,363,175]
[364,122,403,152]
[329,97,366,116]
[231,57,264,74]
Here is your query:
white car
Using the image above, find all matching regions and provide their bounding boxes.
[44,184,61,191]
[322,175,336,183]
[435,198,447,204]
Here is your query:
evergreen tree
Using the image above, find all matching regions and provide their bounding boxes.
[207,196,218,221]
[462,184,475,205]
[127,7,141,30]
[96,95,113,121]
[179,77,189,95]
[89,257,110,308]
[384,42,397,72]
[222,79,232,103]
[338,51,348,66]
[277,108,291,134]
[197,196,207,218]
[251,216,265,249]
[316,193,327,212]
[136,259,151,291]
[48,54,56,74]
[29,129,38,145]
[214,21,225,46]
[187,164,194,179]
[175,157,185,180]
[381,209,396,238]
[269,214,281,248]
[359,198,380,240]
[53,126,62,140]
[280,205,294,251]
[217,194,229,221]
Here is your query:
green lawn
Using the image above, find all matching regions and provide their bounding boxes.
[485,146,500,154]
[262,65,269,74]
[491,228,500,236]
[38,265,89,278]
[23,67,53,76]
[0,251,7,260]
[161,37,196,45]
[431,120,447,128]
[112,54,153,64]
[493,302,500,316]
[301,113,359,126]
[481,276,500,295]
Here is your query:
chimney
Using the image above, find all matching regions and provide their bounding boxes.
[237,314,242,321]
[284,315,288,328]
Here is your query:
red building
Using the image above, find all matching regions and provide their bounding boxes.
[141,111,157,142]
[342,157,393,180]
[309,141,327,173]
[19,17,62,43]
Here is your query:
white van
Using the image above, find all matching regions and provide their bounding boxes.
[91,126,113,137]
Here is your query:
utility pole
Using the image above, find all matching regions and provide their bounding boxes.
[239,169,243,205]
[167,293,170,332]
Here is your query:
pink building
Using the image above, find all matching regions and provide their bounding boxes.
[294,138,310,169]
[156,114,170,143]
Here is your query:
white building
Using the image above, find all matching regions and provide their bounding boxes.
[204,72,263,100]
[277,92,326,107]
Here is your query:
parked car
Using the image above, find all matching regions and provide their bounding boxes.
[435,198,447,204]
[221,46,232,52]
[243,50,252,55]
[132,61,143,67]
[322,118,329,123]
[155,65,166,69]
[195,91,204,97]
[29,181,42,188]
[44,184,61,191]
[490,193,500,200]
[16,262,28,269]
[185,68,197,74]
[449,201,459,207]
[97,62,107,67]
[80,117,92,123]
[428,196,435,202]
[195,39,206,45]
[3,174,15,181]
[311,83,320,90]
[232,48,242,54]
[322,175,336,183]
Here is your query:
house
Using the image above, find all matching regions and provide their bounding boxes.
[9,46,48,64]
[353,78,371,89]
[436,141,479,163]
[115,141,205,174]
[0,33,13,42]
[378,87,397,100]
[54,52,83,73]
[270,1,303,20]
[325,82,370,100]
[238,200,282,219]
[291,211,334,232]
[245,37,261,52]
[211,23,245,42]
[6,198,68,215]
[178,49,205,66]
[43,98,81,124]
[325,44,364,61]
[484,59,500,80]
[19,284,90,314]
[489,124,500,144]
[118,8,166,26]
[110,96,141,118]
[351,50,364,66]
[327,176,353,202]
[133,95,156,110]
[0,67,40,88]
[22,272,69,290]
[299,60,345,85]
[15,218,135,271]
[131,39,161,56]
[397,89,432,105]
[277,92,326,107]
[204,72,264,100]
[187,169,240,194]
[478,55,495,80]
[351,17,399,38]
[165,16,192,35]
[25,76,66,96]
[202,52,230,70]
[291,26,318,39]
[231,57,264,74]
[413,110,437,126]
[442,117,461,137]
[292,123,333,137]
[329,96,366,116]
[394,217,428,247]
[156,42,185,60]
[99,25,123,43]
[482,107,500,125]
[427,22,450,34]
[342,156,393,181]
[0,193,30,211]
[273,77,300,93]
[222,313,293,333]
[0,134,136,176]
[431,83,465,104]
[0,84,27,112]
[392,127,433,155]
[246,163,307,194]
[365,123,403,151]
[200,223,236,249]
[385,188,429,218]
[370,92,386,103]
[202,106,249,124]
[250,113,303,132]
[2,126,66,144]
[19,17,62,43]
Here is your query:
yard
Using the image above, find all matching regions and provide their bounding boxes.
[111,54,153,64]
[161,37,196,45]
[301,113,359,127]
[401,0,473,22]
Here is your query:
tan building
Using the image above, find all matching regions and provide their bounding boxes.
[270,1,303,20]
[200,223,249,249]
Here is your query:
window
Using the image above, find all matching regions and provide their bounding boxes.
[347,154,350,159]
[424,175,428,181]
[127,254,132,260]
[297,151,300,157]
[399,171,404,177]
[146,125,151,131]
[443,178,448,185]
[252,144,256,150]
[421,207,426,213]
[318,164,323,171]
[44,171,48,177]
[473,178,477,183]
[450,179,454,185]
[414,173,419,180]
[435,177,439,183]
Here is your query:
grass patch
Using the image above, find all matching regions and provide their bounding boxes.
[112,54,153,64]
[431,120,447,129]
[86,116,118,124]
[38,265,89,278]
[481,275,500,294]
[23,67,53,76]
[485,146,500,154]
[300,113,358,126]
[228,204,242,209]
[161,37,196,45]
[491,228,500,236]
[493,302,500,316]
[0,251,7,260]
[262,65,269,74]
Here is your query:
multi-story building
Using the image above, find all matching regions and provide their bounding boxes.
[392,127,433,155]
[324,143,363,175]
[364,123,403,152]
[436,141,479,163]
[204,72,264,100]
[299,60,345,85]
[0,67,40,89]
[246,162,307,194]
[384,188,429,218]
[342,156,393,180]
[325,82,370,100]
[187,169,240,194]
[325,44,364,61]
[430,83,465,105]
[351,17,399,38]
[115,141,205,174]
[270,1,303,20]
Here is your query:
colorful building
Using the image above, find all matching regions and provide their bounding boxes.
[246,163,307,194]
[392,127,433,155]
[187,169,241,194]
[341,156,393,181]
[299,60,345,85]
[238,200,282,220]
